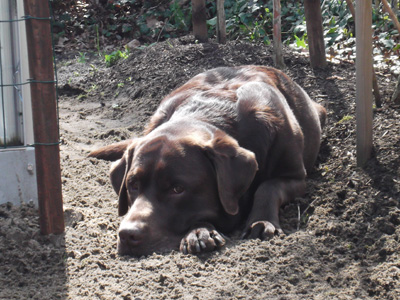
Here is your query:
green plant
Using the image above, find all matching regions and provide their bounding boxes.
[77,94,87,101]
[293,34,308,49]
[221,0,274,44]
[90,64,98,72]
[77,52,87,63]
[304,269,313,278]
[88,84,98,94]
[104,49,129,67]
[95,24,101,56]
[169,0,190,32]
[337,115,353,124]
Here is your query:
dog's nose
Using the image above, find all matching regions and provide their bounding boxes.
[118,222,146,247]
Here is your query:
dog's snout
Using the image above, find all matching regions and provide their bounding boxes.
[118,222,147,248]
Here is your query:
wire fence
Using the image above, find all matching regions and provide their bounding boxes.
[0,0,59,149]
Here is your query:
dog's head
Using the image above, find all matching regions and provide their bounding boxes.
[89,122,258,256]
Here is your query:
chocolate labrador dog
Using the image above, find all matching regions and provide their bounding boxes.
[89,66,326,256]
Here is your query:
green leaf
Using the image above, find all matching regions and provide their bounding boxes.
[207,17,217,26]
[294,34,307,48]
[381,39,395,49]
[108,24,118,31]
[139,23,150,35]
[122,24,132,33]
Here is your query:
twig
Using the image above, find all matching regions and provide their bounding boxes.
[297,203,301,231]
[382,0,400,33]
[297,197,321,231]
[392,76,400,104]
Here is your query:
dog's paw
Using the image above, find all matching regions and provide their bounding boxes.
[241,221,284,240]
[180,227,225,255]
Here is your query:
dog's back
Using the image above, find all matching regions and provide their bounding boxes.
[146,66,326,172]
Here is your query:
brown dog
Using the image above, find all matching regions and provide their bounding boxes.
[89,66,326,256]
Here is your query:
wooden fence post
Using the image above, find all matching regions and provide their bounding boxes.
[192,0,208,42]
[345,0,382,108]
[23,0,64,234]
[356,0,373,167]
[273,0,285,69]
[304,0,327,68]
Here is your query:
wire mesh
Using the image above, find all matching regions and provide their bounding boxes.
[0,0,59,149]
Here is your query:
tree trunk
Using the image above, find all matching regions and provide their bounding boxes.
[216,0,226,44]
[273,0,285,69]
[192,0,208,43]
[304,0,327,68]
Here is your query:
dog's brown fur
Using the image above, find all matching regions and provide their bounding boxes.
[89,66,326,256]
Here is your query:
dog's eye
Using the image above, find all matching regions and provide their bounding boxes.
[129,181,139,193]
[172,185,184,194]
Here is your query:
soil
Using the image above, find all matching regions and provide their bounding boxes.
[1,36,400,300]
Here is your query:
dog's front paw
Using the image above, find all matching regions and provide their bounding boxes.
[180,227,225,255]
[241,221,284,240]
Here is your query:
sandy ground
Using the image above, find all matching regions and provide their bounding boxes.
[1,37,400,299]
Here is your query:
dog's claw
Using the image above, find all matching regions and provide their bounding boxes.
[180,227,225,255]
[199,240,207,250]
[182,243,188,255]
[195,241,201,253]
[242,220,283,240]
[213,235,225,247]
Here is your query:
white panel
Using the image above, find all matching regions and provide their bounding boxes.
[0,0,20,145]
[0,148,38,206]
[16,0,34,145]
[0,1,37,208]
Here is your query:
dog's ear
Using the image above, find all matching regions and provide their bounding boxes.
[89,139,137,216]
[88,139,133,161]
[91,140,137,216]
[110,144,135,216]
[205,131,258,215]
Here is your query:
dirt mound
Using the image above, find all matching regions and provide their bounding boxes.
[1,36,399,299]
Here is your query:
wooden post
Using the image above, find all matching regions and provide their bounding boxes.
[216,0,226,44]
[345,0,382,108]
[192,0,208,43]
[304,0,327,68]
[356,0,373,167]
[23,0,64,234]
[273,0,285,69]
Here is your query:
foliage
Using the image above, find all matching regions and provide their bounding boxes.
[52,0,191,47]
[52,0,400,72]
[104,49,129,67]
[206,0,305,45]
